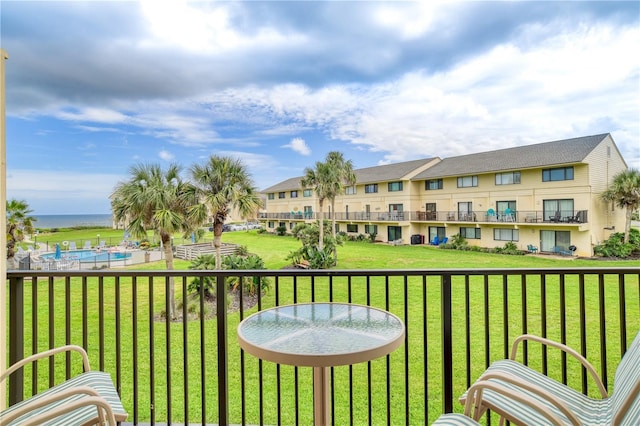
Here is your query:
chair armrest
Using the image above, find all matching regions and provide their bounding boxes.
[510,334,607,397]
[0,345,91,385]
[463,378,570,426]
[476,371,582,425]
[0,385,108,425]
[19,394,117,426]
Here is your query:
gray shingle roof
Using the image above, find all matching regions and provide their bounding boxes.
[411,134,610,180]
[262,158,437,192]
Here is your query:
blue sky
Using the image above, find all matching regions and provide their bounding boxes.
[2,1,639,215]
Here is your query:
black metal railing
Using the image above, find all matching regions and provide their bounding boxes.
[258,210,590,224]
[6,267,639,425]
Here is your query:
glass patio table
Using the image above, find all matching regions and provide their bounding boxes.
[237,302,405,426]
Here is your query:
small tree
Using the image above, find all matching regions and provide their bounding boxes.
[287,221,343,269]
[600,168,640,243]
[190,156,261,269]
[111,163,199,320]
[6,199,36,269]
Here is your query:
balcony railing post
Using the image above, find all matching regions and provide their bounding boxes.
[8,276,24,405]
[441,273,453,413]
[216,273,229,425]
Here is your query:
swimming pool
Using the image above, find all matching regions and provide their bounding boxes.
[40,249,132,263]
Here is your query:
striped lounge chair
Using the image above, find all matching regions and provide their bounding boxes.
[460,331,640,425]
[432,413,481,425]
[0,345,127,425]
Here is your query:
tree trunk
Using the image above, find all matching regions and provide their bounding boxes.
[213,221,224,269]
[161,230,177,320]
[331,198,336,238]
[625,206,632,243]
[318,199,324,251]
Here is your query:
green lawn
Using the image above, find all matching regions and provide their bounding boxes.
[9,229,640,424]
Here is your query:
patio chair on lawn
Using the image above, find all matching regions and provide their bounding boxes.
[460,330,640,425]
[0,345,128,425]
[430,235,440,245]
[527,244,538,254]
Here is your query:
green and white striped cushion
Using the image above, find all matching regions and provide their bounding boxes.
[611,331,640,424]
[461,330,640,425]
[431,413,480,425]
[0,371,126,425]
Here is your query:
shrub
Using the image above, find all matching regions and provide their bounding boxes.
[275,225,287,236]
[223,254,270,295]
[593,228,640,258]
[235,245,249,256]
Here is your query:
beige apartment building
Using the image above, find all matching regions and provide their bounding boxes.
[259,134,628,257]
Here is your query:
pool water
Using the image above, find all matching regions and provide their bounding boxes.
[40,249,132,263]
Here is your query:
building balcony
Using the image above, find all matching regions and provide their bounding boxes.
[258,210,589,224]
[5,267,636,425]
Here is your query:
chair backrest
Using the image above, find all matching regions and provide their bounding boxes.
[611,330,640,424]
[441,237,448,244]
[487,208,496,216]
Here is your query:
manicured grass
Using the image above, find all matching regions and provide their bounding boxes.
[9,229,640,424]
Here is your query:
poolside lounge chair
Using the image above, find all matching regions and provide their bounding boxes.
[69,241,77,250]
[460,330,640,425]
[83,241,92,249]
[0,345,127,425]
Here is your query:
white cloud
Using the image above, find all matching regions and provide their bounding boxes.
[159,150,175,161]
[281,137,311,156]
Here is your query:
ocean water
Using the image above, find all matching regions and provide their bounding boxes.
[34,214,113,229]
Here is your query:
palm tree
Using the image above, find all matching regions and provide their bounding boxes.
[301,160,333,250]
[325,151,356,238]
[6,199,36,269]
[600,168,640,243]
[189,156,261,269]
[111,163,199,319]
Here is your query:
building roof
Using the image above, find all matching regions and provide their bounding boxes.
[261,157,438,192]
[354,158,438,184]
[411,133,610,180]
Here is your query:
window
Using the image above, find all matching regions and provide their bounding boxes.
[345,186,356,195]
[495,171,521,185]
[268,221,274,228]
[278,192,286,199]
[388,181,403,192]
[460,227,481,239]
[457,176,478,188]
[365,224,378,235]
[347,224,358,233]
[290,190,298,198]
[365,184,378,193]
[303,189,313,197]
[543,199,574,221]
[494,228,519,241]
[425,179,443,190]
[542,167,574,182]
[425,202,437,220]
[540,230,571,253]
[457,202,473,221]
[268,193,275,200]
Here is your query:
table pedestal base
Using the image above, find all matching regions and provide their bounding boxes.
[313,366,330,426]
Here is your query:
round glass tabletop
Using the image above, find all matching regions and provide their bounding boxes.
[237,303,405,367]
